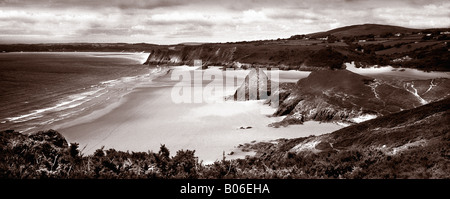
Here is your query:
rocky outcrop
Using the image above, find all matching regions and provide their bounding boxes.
[262,97,450,154]
[270,69,439,125]
[268,112,304,128]
[233,68,272,101]
[265,82,294,108]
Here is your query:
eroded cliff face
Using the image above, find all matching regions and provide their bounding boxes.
[268,70,449,126]
[142,43,351,71]
[144,45,237,67]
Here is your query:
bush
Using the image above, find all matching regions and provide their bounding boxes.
[170,150,198,178]
[305,47,347,69]
[69,143,79,158]
[1,128,448,179]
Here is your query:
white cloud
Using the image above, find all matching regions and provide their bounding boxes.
[372,2,450,28]
[240,9,269,23]
[0,0,449,44]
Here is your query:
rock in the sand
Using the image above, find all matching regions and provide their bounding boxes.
[234,68,272,101]
[239,126,253,130]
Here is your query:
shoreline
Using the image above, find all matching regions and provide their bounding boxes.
[56,67,342,164]
[8,61,447,163]
[50,67,173,132]
[0,52,156,134]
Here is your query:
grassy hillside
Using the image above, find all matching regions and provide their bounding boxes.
[308,24,418,39]
[270,69,439,126]
[0,43,157,52]
[3,24,449,71]
[328,97,450,148]
[142,24,449,71]
[231,97,450,178]
[143,42,350,71]
[1,97,448,179]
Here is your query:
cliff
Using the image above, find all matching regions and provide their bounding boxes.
[1,97,449,179]
[142,42,352,70]
[237,97,450,178]
[1,24,448,71]
[143,45,237,67]
[140,24,449,71]
[268,69,449,126]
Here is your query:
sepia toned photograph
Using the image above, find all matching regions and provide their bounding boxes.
[0,0,449,188]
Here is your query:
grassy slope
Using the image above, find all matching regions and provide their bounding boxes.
[2,24,449,71]
[273,69,426,124]
[308,24,419,39]
[0,99,448,179]
[145,24,449,71]
[235,97,450,179]
[328,97,450,149]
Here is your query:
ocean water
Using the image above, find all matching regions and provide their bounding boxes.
[0,52,161,133]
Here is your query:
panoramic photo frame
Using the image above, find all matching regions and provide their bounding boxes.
[0,0,449,197]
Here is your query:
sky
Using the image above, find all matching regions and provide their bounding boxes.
[0,0,449,44]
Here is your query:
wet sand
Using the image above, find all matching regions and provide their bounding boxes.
[58,67,341,163]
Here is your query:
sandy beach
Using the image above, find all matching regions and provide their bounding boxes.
[58,67,341,163]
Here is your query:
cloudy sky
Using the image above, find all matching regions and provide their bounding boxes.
[0,0,449,44]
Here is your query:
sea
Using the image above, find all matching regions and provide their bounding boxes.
[0,52,163,134]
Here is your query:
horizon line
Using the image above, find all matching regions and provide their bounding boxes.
[1,23,449,46]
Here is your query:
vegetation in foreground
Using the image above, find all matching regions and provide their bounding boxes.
[0,129,447,179]
[1,98,449,179]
